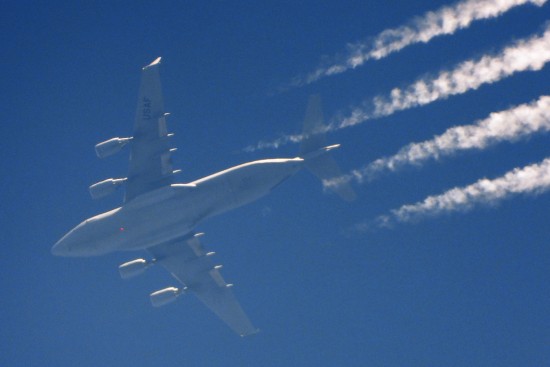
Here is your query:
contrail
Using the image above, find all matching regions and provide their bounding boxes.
[368,157,550,229]
[325,95,550,188]
[291,0,547,86]
[339,23,550,127]
[247,23,550,152]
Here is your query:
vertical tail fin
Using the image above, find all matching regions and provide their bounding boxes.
[300,95,357,202]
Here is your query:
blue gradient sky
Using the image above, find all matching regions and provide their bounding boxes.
[1,1,549,366]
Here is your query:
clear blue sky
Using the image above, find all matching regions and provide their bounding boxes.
[1,1,549,366]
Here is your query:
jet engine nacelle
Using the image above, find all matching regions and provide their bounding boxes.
[89,178,126,199]
[95,137,132,159]
[118,258,152,279]
[150,287,184,307]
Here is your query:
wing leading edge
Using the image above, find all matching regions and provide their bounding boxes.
[125,57,178,202]
[148,234,258,337]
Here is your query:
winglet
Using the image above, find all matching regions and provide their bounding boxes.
[143,56,162,70]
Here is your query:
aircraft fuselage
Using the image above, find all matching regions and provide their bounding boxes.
[52,158,303,257]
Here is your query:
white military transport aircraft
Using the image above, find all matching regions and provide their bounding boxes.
[52,57,355,336]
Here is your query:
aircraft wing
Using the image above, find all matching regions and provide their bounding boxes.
[148,234,258,337]
[125,57,176,202]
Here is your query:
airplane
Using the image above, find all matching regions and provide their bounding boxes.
[51,57,356,337]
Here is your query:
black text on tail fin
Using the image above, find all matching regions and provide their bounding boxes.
[300,95,357,202]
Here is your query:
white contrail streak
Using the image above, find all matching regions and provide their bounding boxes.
[325,95,550,188]
[371,157,550,228]
[339,23,550,127]
[247,24,550,152]
[292,0,547,86]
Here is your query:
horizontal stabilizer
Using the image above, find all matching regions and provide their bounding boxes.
[305,153,357,202]
[143,56,162,70]
[301,144,340,161]
[300,96,357,201]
